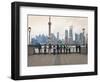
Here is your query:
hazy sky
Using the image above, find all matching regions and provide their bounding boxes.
[28,15,88,39]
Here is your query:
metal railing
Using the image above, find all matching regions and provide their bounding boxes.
[28,45,86,55]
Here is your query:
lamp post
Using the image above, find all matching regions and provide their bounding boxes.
[82,28,85,45]
[28,27,31,45]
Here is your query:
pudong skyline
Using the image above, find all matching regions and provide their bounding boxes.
[28,15,88,40]
[31,26,87,45]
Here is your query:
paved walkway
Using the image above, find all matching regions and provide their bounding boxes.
[28,54,87,66]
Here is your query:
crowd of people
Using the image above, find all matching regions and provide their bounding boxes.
[32,44,82,55]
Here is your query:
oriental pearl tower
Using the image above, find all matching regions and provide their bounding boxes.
[48,16,52,54]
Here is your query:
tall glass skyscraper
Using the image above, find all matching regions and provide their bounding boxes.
[65,30,68,44]
[57,32,59,41]
[69,26,73,44]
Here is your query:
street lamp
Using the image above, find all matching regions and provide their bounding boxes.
[82,28,85,45]
[28,27,31,45]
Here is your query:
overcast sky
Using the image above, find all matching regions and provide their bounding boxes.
[28,15,88,39]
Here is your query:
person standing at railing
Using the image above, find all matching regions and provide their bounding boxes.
[86,43,88,54]
[65,44,68,54]
[48,44,52,54]
[53,45,56,55]
[60,44,62,54]
[57,44,59,54]
[79,45,81,54]
[63,45,66,54]
[69,47,71,53]
[32,47,35,55]
[44,44,47,54]
[38,44,41,54]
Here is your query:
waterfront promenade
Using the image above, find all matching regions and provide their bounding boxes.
[28,53,87,66]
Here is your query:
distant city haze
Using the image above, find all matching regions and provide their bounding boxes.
[28,15,88,40]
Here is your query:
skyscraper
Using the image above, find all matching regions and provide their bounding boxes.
[69,26,73,44]
[75,33,80,44]
[57,32,59,41]
[65,30,68,44]
[51,33,57,44]
[79,28,86,45]
[79,32,85,45]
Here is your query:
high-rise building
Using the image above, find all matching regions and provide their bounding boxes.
[51,33,57,44]
[69,26,73,44]
[65,30,68,44]
[79,33,83,45]
[79,28,86,45]
[57,32,59,41]
[79,32,86,45]
[31,34,48,45]
[75,33,80,44]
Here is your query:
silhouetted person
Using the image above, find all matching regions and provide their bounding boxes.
[33,47,35,55]
[69,48,71,53]
[38,44,41,54]
[53,45,56,55]
[86,43,88,54]
[48,44,52,54]
[79,45,81,53]
[57,44,59,54]
[63,45,66,54]
[44,44,47,54]
[65,45,68,54]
